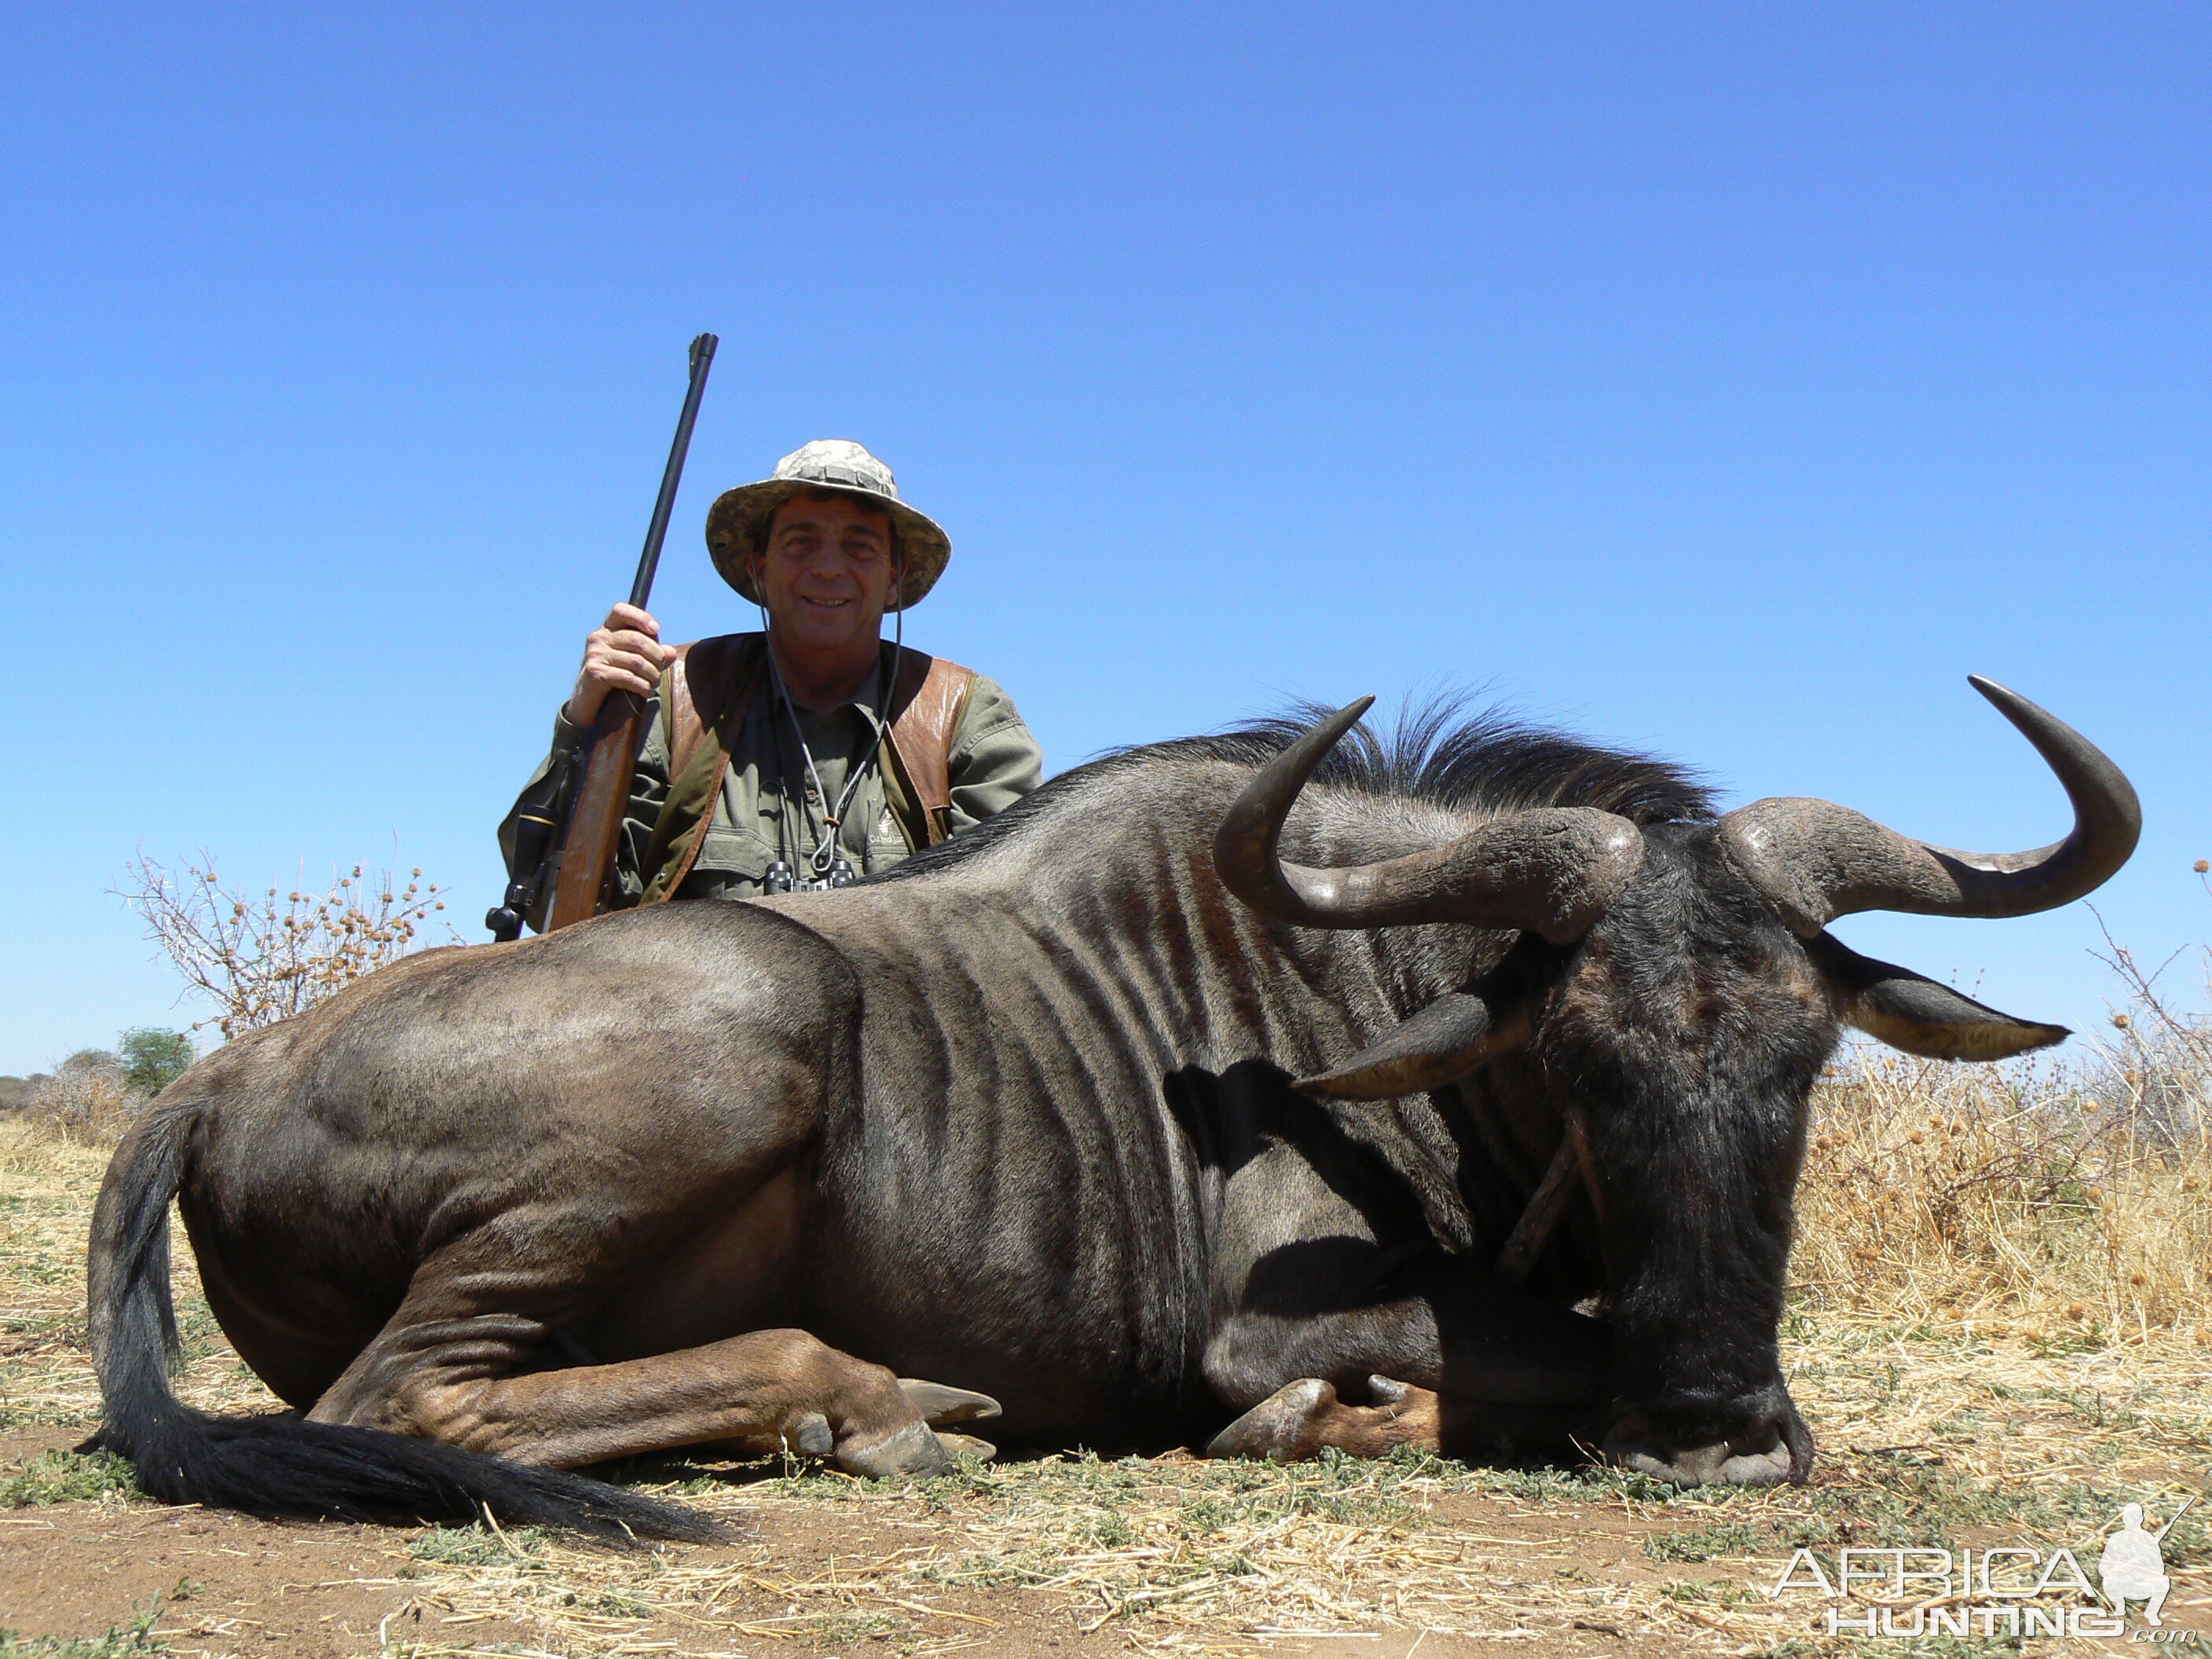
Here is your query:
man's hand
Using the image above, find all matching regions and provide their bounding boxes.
[566,603,677,726]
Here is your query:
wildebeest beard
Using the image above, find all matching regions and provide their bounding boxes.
[84,683,2134,1536]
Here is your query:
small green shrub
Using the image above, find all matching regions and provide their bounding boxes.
[0,1600,163,1656]
[0,1449,141,1509]
[1645,1519,1763,1562]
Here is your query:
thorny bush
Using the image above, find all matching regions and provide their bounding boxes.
[118,853,452,1041]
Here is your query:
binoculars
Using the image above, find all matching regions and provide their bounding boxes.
[764,858,858,894]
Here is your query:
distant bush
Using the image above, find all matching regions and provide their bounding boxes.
[10,1031,193,1137]
[116,1027,193,1094]
[24,1049,135,1138]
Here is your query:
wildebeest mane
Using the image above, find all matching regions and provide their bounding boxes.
[878,697,1712,884]
[1202,698,1713,824]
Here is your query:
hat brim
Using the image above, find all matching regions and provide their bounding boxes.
[705,480,950,611]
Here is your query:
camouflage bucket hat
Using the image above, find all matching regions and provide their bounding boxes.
[705,440,951,611]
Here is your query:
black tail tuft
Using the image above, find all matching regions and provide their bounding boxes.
[88,1097,730,1547]
[90,1408,731,1545]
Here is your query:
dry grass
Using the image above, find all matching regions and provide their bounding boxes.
[368,1452,1701,1654]
[357,1399,2207,1657]
[0,1119,268,1435]
[3,1048,2208,1656]
[1793,1045,2212,1350]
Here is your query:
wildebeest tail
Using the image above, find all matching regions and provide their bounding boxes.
[85,1094,727,1546]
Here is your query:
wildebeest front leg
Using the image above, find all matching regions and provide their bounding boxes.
[1207,1375,1447,1460]
[1201,1261,1607,1463]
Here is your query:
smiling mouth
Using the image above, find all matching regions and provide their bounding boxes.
[799,595,853,608]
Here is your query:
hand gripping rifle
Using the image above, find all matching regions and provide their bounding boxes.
[486,333,718,941]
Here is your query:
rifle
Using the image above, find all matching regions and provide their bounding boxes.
[486,332,718,941]
[2154,1493,2199,1543]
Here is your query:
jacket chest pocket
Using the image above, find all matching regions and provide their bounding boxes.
[865,804,914,867]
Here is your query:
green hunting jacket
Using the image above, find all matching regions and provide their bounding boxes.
[499,635,1042,929]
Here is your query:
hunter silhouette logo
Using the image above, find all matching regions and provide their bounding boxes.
[2103,1496,2193,1627]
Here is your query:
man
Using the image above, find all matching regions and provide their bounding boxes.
[500,440,1041,924]
[2100,1503,2174,1626]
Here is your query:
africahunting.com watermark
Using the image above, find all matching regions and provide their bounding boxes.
[1763,1496,2199,1642]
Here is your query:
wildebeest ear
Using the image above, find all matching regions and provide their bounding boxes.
[1297,991,1531,1101]
[1805,932,2068,1062]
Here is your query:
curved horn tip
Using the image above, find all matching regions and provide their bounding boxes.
[1966,673,2028,718]
[1275,695,1378,774]
[1733,673,2140,925]
[1963,672,2142,833]
[1267,694,1378,789]
[1964,675,2103,756]
[1213,695,1379,923]
[1326,694,1377,737]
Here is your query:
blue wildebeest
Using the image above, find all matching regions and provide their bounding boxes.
[87,678,2135,1540]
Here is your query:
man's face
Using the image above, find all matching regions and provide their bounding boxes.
[751,493,898,655]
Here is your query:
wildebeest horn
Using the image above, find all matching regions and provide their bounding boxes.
[1718,676,2141,936]
[1214,698,1646,945]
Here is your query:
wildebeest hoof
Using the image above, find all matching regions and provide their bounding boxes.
[837,1419,954,1480]
[1206,1378,1335,1461]
[934,1430,998,1461]
[898,1379,1003,1426]
[789,1411,834,1458]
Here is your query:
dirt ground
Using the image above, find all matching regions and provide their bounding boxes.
[5,1419,2209,1659]
[0,1420,1725,1659]
[5,1121,2209,1657]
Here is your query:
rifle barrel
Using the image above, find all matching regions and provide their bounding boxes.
[2154,1493,2198,1542]
[489,334,720,939]
[628,332,719,610]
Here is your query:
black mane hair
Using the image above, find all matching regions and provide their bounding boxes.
[877,697,1711,884]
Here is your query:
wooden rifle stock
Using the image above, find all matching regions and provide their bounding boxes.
[507,332,716,936]
[545,690,650,929]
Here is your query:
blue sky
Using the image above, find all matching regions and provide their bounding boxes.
[2,3,2207,1073]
